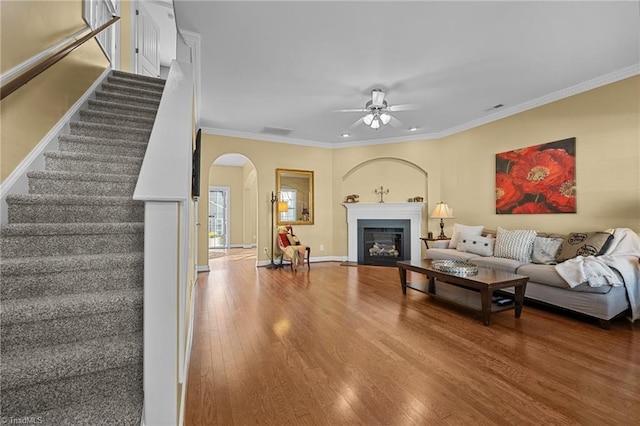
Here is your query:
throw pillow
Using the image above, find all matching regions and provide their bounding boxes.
[456,234,495,257]
[448,224,484,248]
[278,233,290,248]
[531,236,563,265]
[555,231,615,263]
[494,227,537,262]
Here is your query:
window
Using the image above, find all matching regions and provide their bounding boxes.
[280,190,297,222]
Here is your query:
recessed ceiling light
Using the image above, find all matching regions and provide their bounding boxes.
[409,127,418,132]
[341,133,350,137]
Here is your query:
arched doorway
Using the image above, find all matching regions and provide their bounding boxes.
[208,154,258,260]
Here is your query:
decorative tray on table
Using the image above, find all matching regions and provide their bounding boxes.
[431,260,478,275]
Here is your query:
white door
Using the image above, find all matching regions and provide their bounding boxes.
[136,4,160,77]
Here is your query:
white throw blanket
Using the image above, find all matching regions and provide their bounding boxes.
[555,228,640,321]
[555,256,622,288]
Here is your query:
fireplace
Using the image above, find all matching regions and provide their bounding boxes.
[343,202,424,264]
[358,219,410,266]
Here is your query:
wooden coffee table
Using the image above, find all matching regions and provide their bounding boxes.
[397,259,528,326]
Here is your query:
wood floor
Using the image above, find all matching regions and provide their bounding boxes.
[185,249,640,425]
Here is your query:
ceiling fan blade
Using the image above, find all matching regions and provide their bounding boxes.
[332,108,368,113]
[388,103,423,112]
[389,115,404,128]
[349,117,364,129]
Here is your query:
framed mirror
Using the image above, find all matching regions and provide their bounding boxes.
[276,168,314,225]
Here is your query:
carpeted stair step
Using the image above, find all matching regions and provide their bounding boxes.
[1,289,142,329]
[87,99,158,119]
[0,222,143,258]
[95,90,161,109]
[6,194,144,223]
[1,252,143,300]
[1,289,142,352]
[33,388,143,426]
[3,363,142,422]
[2,308,142,354]
[101,82,163,101]
[58,134,148,158]
[1,333,142,417]
[0,68,153,423]
[107,75,165,93]
[112,69,165,86]
[69,121,150,143]
[44,151,143,176]
[28,170,138,196]
[79,109,155,131]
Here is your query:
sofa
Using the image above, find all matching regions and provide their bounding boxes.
[425,225,640,328]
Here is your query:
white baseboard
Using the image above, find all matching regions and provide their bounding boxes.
[197,265,210,272]
[0,67,112,225]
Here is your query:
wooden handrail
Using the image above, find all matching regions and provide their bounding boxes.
[0,16,120,101]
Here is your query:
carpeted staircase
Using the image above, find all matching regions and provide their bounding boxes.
[1,70,164,425]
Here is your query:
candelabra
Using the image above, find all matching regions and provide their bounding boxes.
[374,186,389,203]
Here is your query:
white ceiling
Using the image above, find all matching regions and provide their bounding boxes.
[173,0,640,147]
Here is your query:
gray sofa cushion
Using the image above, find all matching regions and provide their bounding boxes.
[425,248,477,262]
[468,256,528,273]
[516,264,611,294]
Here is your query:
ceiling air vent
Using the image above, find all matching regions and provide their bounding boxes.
[261,126,292,136]
[484,103,505,112]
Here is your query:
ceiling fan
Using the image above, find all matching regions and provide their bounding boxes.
[334,89,420,130]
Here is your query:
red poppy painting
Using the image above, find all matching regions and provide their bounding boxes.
[496,138,576,214]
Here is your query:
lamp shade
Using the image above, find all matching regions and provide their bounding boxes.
[277,201,289,213]
[430,202,454,219]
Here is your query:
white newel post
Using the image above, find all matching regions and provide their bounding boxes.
[343,203,425,263]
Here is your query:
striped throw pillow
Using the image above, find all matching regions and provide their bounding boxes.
[494,227,537,262]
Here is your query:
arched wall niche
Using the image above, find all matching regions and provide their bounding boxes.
[341,157,428,204]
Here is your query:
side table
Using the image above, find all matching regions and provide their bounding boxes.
[420,237,451,249]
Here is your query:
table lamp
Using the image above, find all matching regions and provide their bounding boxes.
[430,202,454,239]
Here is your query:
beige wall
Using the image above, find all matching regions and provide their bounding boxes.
[0,0,86,74]
[1,0,109,182]
[439,75,640,235]
[198,77,639,267]
[119,0,132,72]
[198,134,333,266]
[243,164,258,247]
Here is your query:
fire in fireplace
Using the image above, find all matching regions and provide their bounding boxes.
[357,219,411,266]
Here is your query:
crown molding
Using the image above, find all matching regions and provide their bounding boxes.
[200,127,337,148]
[201,64,640,149]
[434,63,640,139]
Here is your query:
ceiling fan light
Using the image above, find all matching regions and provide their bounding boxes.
[370,118,381,129]
[380,112,391,125]
[363,113,374,125]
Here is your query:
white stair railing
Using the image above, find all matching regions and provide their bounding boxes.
[133,60,195,426]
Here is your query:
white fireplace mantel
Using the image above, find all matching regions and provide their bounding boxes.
[343,202,424,263]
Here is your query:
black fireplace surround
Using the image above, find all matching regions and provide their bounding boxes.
[357,219,411,266]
